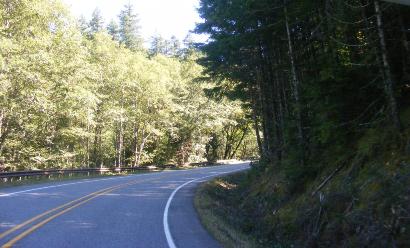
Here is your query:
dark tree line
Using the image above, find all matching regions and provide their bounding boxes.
[195,1,410,245]
[196,0,410,179]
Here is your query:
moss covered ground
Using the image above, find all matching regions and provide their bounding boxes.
[195,117,410,247]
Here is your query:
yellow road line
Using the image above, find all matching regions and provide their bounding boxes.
[2,181,137,248]
[0,186,114,240]
[0,175,164,245]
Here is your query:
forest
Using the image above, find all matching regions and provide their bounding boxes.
[0,0,257,171]
[2,0,410,246]
[195,0,410,247]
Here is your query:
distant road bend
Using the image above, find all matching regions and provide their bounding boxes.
[0,163,249,248]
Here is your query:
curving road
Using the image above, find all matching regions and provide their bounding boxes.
[0,163,249,248]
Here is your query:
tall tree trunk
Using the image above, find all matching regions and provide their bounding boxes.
[136,127,146,166]
[272,46,286,162]
[255,71,270,158]
[284,2,305,165]
[0,109,4,148]
[250,87,263,156]
[258,69,273,160]
[94,126,99,167]
[92,106,102,167]
[117,118,123,168]
[398,10,410,80]
[0,109,7,154]
[137,133,151,166]
[229,127,248,159]
[257,48,276,161]
[374,0,401,130]
[86,121,90,168]
[133,124,139,167]
[252,110,263,155]
[223,127,232,160]
[117,85,126,168]
[132,100,139,167]
[117,97,124,168]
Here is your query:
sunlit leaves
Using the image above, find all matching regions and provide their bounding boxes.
[0,0,256,170]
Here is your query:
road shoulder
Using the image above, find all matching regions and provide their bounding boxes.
[194,172,261,248]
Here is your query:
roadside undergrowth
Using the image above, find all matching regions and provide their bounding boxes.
[195,116,410,247]
[195,172,261,248]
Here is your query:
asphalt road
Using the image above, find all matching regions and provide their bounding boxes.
[0,163,249,248]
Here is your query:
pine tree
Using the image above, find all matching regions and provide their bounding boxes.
[149,34,166,56]
[89,8,104,35]
[107,19,120,41]
[182,34,196,58]
[118,4,143,51]
[78,15,89,34]
[168,35,181,57]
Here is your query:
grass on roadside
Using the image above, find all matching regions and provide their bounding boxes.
[194,172,261,248]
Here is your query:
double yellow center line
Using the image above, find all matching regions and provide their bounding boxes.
[0,176,163,248]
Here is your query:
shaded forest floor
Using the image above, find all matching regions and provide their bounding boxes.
[196,117,410,247]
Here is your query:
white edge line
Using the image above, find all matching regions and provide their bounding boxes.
[0,164,240,197]
[163,166,247,248]
[0,169,177,197]
[0,175,136,197]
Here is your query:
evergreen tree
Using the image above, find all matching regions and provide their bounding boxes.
[149,35,182,57]
[195,0,410,177]
[182,34,196,58]
[168,35,181,57]
[89,8,104,35]
[78,15,89,34]
[149,34,167,56]
[107,19,120,41]
[118,4,143,51]
[194,1,410,246]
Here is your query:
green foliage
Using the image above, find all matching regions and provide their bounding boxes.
[195,0,410,246]
[0,0,258,171]
[106,20,120,41]
[118,4,143,51]
[149,34,182,57]
[89,8,104,35]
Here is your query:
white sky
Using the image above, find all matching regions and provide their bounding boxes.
[61,0,207,43]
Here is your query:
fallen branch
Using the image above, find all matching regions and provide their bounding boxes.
[311,162,347,197]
